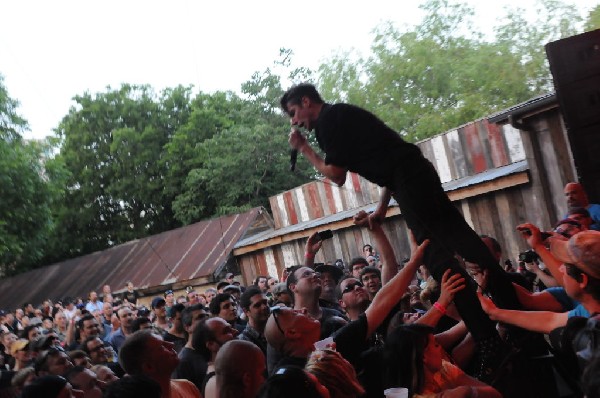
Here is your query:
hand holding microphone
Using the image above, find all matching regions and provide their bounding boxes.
[289,128,306,172]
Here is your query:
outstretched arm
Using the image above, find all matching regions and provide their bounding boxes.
[290,129,347,186]
[365,233,429,337]
[477,289,568,333]
[354,210,397,284]
[513,283,563,312]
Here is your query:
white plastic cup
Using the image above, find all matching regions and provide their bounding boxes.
[384,387,409,398]
[313,336,334,350]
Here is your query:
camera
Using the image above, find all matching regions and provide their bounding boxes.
[518,249,539,263]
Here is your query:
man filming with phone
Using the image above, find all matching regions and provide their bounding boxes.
[281,83,523,380]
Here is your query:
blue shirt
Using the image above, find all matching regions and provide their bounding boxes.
[546,287,591,318]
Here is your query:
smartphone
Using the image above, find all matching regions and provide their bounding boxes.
[316,230,333,241]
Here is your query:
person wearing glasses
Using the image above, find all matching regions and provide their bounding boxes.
[264,231,429,375]
[80,336,122,378]
[285,265,344,339]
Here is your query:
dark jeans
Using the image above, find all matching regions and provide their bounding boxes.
[391,158,521,342]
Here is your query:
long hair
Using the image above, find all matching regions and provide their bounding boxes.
[382,324,433,396]
[306,349,365,398]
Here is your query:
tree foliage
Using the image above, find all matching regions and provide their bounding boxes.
[585,5,600,31]
[318,0,584,141]
[0,76,57,275]
[0,0,593,275]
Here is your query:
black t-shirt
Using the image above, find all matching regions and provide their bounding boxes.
[163,332,186,354]
[333,313,369,369]
[173,347,208,391]
[122,290,138,304]
[315,103,422,188]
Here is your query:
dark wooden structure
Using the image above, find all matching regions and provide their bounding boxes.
[546,28,600,203]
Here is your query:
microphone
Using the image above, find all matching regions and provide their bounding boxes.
[290,149,298,172]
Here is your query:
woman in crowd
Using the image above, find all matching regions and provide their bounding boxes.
[305,349,364,398]
[383,324,500,398]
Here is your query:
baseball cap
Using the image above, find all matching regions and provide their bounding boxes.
[271,283,289,296]
[226,272,234,279]
[151,297,166,309]
[550,230,600,280]
[223,285,241,293]
[315,264,344,282]
[164,289,174,297]
[11,339,29,355]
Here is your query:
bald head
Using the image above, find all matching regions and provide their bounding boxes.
[565,182,589,209]
[216,340,265,398]
[215,340,262,373]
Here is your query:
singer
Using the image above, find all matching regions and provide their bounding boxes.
[281,83,520,379]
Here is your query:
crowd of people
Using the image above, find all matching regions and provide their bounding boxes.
[0,182,599,398]
[2,81,600,398]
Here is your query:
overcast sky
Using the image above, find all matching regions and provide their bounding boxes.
[1,0,597,140]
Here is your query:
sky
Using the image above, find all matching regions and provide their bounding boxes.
[1,0,598,140]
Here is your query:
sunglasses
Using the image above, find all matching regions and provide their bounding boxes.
[342,281,363,294]
[271,306,285,336]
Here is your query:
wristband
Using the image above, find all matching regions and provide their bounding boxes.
[433,302,447,315]
[305,252,315,259]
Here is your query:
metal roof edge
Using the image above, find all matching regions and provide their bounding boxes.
[487,93,557,124]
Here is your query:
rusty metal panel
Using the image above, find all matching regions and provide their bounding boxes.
[464,123,488,173]
[276,195,290,227]
[283,191,298,225]
[418,139,436,170]
[322,182,337,216]
[350,172,362,193]
[306,184,324,220]
[0,208,261,310]
[270,196,283,230]
[431,135,452,183]
[503,124,526,163]
[485,120,510,168]
[446,129,468,179]
[294,187,310,223]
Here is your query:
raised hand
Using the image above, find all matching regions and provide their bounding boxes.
[438,269,466,308]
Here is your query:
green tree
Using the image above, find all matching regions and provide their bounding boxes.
[584,5,600,31]
[0,139,56,275]
[317,0,584,141]
[495,0,582,93]
[53,84,190,258]
[0,75,59,275]
[173,67,313,223]
[0,75,28,141]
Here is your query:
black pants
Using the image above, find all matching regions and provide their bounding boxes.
[391,158,521,342]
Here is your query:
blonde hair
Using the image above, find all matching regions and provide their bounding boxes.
[305,349,365,398]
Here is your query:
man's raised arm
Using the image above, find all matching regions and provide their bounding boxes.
[364,232,429,337]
